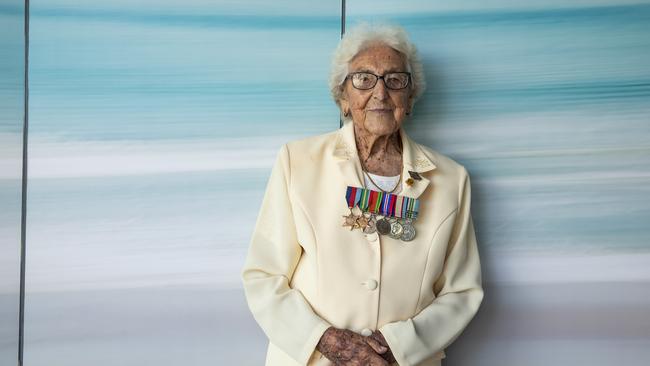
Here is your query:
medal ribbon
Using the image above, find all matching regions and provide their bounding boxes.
[345,186,419,219]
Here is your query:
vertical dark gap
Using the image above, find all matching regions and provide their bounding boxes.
[19,0,29,364]
[341,0,346,38]
[339,0,346,128]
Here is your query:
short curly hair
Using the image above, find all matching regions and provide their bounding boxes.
[329,22,426,119]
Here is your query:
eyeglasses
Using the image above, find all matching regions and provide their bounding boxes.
[346,72,411,90]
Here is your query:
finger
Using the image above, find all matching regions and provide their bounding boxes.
[380,349,396,363]
[364,337,388,354]
[354,352,389,366]
[368,353,390,366]
[371,330,389,346]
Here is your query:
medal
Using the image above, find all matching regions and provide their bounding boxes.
[362,213,377,234]
[341,207,361,231]
[400,218,416,241]
[345,186,420,220]
[389,219,403,239]
[344,186,422,242]
[356,214,370,230]
[376,217,392,235]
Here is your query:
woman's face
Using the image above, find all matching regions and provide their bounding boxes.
[341,43,413,136]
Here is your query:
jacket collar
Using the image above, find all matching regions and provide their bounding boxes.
[332,121,437,199]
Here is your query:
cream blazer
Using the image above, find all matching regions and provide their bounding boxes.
[241,121,484,366]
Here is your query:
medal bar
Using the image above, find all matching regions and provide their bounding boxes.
[343,186,419,242]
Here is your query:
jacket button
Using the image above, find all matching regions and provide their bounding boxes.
[365,279,378,290]
[361,328,373,337]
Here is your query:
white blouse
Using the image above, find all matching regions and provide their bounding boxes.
[363,172,402,194]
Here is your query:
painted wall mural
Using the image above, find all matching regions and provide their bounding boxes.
[23,1,339,365]
[0,1,25,364]
[7,0,650,365]
[346,1,650,365]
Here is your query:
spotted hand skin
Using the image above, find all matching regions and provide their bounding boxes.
[317,327,389,366]
[368,330,396,364]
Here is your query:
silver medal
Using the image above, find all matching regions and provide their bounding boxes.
[400,222,416,241]
[389,219,404,239]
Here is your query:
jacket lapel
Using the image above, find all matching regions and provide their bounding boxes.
[399,125,437,199]
[332,122,437,199]
[333,122,365,189]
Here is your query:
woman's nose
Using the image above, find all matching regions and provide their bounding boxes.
[372,78,388,100]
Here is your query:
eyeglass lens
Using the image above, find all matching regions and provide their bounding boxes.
[350,72,409,90]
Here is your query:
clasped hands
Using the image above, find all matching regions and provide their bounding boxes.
[317,326,396,366]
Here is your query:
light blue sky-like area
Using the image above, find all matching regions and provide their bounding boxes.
[5,1,649,366]
[31,0,650,13]
[11,0,650,292]
[0,2,24,366]
[346,2,650,256]
[347,0,650,13]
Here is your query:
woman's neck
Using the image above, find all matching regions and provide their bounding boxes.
[353,123,403,176]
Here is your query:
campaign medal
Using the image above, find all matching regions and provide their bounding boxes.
[376,217,392,235]
[344,186,421,242]
[356,214,370,230]
[341,207,361,231]
[362,213,377,234]
[400,218,416,241]
[389,218,404,239]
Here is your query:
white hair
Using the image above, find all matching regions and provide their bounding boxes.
[328,22,426,115]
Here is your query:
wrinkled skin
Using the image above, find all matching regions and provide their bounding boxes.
[340,43,413,177]
[317,326,396,365]
[369,330,396,364]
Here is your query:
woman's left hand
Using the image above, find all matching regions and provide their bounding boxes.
[366,330,396,364]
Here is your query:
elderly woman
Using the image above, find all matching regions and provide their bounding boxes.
[241,23,484,366]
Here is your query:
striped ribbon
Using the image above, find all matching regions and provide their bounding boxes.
[345,186,420,219]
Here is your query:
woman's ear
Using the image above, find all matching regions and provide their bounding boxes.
[407,95,415,115]
[340,95,351,117]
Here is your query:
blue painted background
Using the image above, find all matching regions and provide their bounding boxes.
[347,1,650,365]
[21,1,340,365]
[4,0,650,365]
[0,1,24,364]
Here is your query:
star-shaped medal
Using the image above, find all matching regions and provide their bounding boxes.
[342,209,361,231]
[356,214,370,230]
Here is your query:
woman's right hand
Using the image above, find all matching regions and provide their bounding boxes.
[316,327,389,366]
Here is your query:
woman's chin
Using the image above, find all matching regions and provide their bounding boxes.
[363,118,398,135]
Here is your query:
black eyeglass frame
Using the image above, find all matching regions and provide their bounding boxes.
[345,71,412,90]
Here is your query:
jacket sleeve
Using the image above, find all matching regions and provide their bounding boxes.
[378,168,484,366]
[241,144,332,365]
